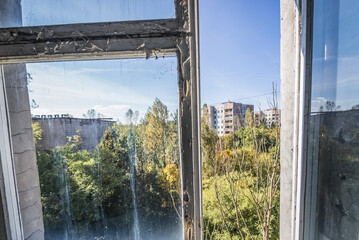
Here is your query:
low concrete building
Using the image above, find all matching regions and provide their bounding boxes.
[32,116,115,152]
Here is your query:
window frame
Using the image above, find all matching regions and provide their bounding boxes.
[280,0,318,238]
[0,0,202,239]
[280,0,314,239]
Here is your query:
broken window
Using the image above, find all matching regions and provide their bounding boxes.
[0,0,201,239]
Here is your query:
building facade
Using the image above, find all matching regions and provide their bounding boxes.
[208,101,254,136]
[254,108,281,127]
[32,116,115,152]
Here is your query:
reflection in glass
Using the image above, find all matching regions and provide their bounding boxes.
[1,0,175,28]
[0,190,6,240]
[304,0,359,239]
[11,58,182,239]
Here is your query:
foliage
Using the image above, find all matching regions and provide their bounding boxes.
[35,99,181,239]
[34,100,280,239]
[202,105,280,240]
[82,109,104,119]
[32,122,42,146]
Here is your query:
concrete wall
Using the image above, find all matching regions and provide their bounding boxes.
[1,1,45,239]
[4,64,45,240]
[33,118,114,152]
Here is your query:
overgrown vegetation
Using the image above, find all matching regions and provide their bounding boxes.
[33,99,181,239]
[202,106,280,240]
[32,99,280,239]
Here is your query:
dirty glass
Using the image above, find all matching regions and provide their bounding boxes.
[1,0,175,28]
[304,0,359,239]
[5,57,182,239]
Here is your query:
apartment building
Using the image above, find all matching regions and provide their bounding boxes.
[254,108,281,127]
[208,101,254,136]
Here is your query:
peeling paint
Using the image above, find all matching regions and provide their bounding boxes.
[0,19,187,63]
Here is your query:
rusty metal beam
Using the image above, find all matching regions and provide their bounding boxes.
[0,19,183,43]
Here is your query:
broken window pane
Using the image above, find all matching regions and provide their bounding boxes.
[304,0,359,239]
[1,0,175,28]
[4,57,182,239]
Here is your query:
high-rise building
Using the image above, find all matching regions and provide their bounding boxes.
[254,108,281,127]
[207,101,254,136]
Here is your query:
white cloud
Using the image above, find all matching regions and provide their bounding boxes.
[92,104,133,122]
[311,97,328,104]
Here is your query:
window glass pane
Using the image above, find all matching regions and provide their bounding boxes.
[1,0,175,28]
[304,0,359,239]
[5,57,182,239]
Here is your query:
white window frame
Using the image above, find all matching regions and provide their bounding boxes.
[0,0,202,239]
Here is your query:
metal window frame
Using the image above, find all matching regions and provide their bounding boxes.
[0,0,202,239]
[294,0,314,239]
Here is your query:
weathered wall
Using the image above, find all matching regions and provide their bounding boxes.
[280,0,299,239]
[1,1,45,239]
[4,64,45,240]
[0,1,22,239]
[33,118,114,152]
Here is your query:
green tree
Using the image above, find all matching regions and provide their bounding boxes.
[202,105,280,239]
[201,105,219,177]
[143,98,169,167]
[32,122,42,147]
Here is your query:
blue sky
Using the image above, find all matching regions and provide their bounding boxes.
[28,58,178,122]
[24,0,281,120]
[21,0,175,26]
[311,0,359,112]
[199,0,280,108]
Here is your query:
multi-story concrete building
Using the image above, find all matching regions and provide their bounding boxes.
[207,101,254,136]
[254,108,281,127]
